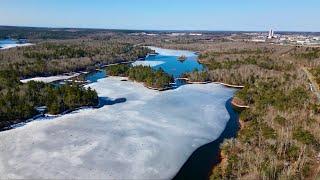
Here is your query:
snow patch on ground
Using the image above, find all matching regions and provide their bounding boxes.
[0,77,235,179]
[132,60,165,67]
[20,73,80,83]
[148,46,196,57]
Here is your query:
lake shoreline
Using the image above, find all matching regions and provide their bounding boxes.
[3,73,242,133]
[173,98,240,180]
[5,46,242,179]
[0,76,235,179]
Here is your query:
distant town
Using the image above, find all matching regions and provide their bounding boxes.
[129,29,320,47]
[247,29,320,46]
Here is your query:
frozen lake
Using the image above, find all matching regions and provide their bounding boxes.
[1,47,237,179]
[0,39,33,50]
[0,77,235,179]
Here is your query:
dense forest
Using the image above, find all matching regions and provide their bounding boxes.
[0,26,144,40]
[0,69,98,129]
[107,64,173,89]
[0,40,151,78]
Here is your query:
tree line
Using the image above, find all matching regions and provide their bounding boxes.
[107,64,173,89]
[0,40,151,78]
[202,45,320,180]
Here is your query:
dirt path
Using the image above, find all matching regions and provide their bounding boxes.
[302,67,320,102]
[302,67,320,179]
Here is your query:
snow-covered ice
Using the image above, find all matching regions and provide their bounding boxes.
[132,60,165,67]
[20,73,80,83]
[148,46,197,57]
[0,77,235,179]
[0,43,33,50]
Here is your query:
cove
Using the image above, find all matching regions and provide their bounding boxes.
[0,47,239,179]
[85,47,240,179]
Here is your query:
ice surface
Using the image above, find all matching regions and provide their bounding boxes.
[20,73,80,83]
[132,60,165,67]
[0,43,33,50]
[148,46,197,57]
[0,77,235,179]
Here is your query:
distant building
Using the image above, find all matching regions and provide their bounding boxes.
[168,33,186,37]
[268,29,275,39]
[252,39,266,42]
[313,37,320,41]
[189,33,202,36]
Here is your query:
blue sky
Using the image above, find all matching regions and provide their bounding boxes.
[0,0,319,31]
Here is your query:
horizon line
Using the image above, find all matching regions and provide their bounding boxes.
[1,24,320,33]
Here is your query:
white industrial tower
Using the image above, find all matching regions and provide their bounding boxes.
[268,29,274,39]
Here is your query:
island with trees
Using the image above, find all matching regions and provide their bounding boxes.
[107,64,174,90]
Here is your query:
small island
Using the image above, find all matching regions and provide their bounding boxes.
[107,64,174,90]
[178,55,187,62]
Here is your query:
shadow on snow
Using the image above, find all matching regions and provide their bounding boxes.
[1,96,127,132]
